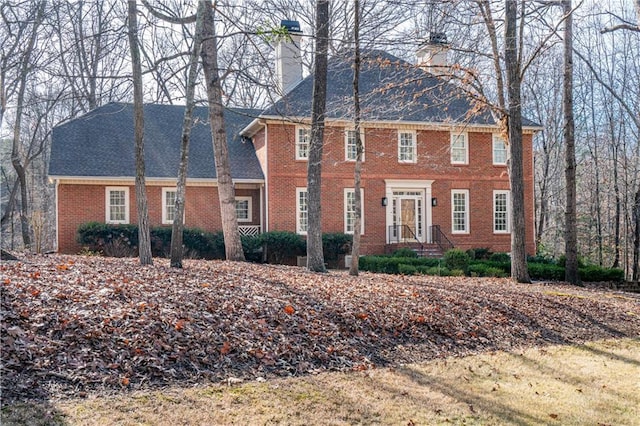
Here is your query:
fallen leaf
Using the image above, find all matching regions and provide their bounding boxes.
[284,305,295,315]
[220,341,231,355]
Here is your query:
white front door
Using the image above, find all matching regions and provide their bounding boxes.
[385,180,434,245]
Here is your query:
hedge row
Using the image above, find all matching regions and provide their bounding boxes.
[76,222,351,264]
[359,254,624,282]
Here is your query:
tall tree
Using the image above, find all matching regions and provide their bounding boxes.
[306,0,330,272]
[7,1,46,249]
[127,0,153,265]
[201,0,245,261]
[349,0,363,276]
[169,2,205,268]
[504,0,531,283]
[562,0,579,284]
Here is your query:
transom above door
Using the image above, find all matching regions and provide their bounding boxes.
[384,179,434,245]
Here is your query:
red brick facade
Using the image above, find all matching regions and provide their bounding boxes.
[260,122,535,255]
[57,184,259,253]
[55,122,535,256]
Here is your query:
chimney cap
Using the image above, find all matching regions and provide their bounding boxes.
[428,32,448,45]
[280,20,302,34]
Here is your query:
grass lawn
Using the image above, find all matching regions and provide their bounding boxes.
[3,338,639,425]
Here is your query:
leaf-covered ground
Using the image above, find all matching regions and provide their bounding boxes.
[2,254,639,404]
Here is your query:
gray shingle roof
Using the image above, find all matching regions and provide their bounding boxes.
[263,50,539,127]
[49,103,263,180]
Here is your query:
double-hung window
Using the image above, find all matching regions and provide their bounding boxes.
[493,190,510,233]
[451,189,469,233]
[493,135,508,165]
[398,130,416,163]
[296,188,308,234]
[344,188,364,234]
[235,196,252,222]
[450,132,468,165]
[296,127,310,160]
[162,188,177,225]
[106,187,129,224]
[345,129,365,162]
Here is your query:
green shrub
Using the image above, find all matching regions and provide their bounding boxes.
[260,231,306,264]
[422,266,451,276]
[579,266,624,282]
[528,263,565,281]
[77,222,138,257]
[449,269,465,277]
[322,233,353,262]
[242,235,264,263]
[392,247,418,258]
[468,263,488,277]
[484,267,508,278]
[556,255,587,268]
[489,252,510,263]
[398,264,417,275]
[527,254,555,264]
[359,255,441,274]
[444,249,470,272]
[472,248,492,260]
[77,222,226,259]
[465,249,476,260]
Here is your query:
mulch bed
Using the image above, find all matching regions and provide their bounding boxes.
[2,254,639,404]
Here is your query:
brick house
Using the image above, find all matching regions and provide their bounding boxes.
[49,26,539,256]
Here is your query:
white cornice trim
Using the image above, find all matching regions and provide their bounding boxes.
[49,176,264,186]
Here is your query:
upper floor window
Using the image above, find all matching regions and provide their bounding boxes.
[345,129,365,162]
[344,188,364,234]
[296,126,310,160]
[450,132,468,165]
[398,130,416,163]
[493,135,508,165]
[451,189,469,234]
[493,190,510,233]
[106,187,129,224]
[236,196,252,222]
[296,188,308,234]
[162,188,177,225]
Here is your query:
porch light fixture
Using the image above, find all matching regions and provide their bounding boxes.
[431,197,438,207]
[381,197,388,206]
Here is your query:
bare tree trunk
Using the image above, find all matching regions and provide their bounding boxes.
[633,188,640,283]
[306,0,330,272]
[612,132,621,269]
[201,0,244,261]
[349,0,362,276]
[170,2,205,268]
[562,0,579,285]
[504,0,531,283]
[9,1,45,249]
[127,0,153,265]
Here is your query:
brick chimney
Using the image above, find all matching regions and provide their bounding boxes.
[275,20,303,95]
[416,32,449,75]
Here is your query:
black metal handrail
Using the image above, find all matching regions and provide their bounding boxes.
[388,225,424,250]
[430,225,454,253]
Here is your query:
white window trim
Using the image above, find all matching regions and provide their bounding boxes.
[235,196,252,223]
[344,188,365,234]
[492,135,508,166]
[493,190,511,234]
[295,126,310,160]
[451,189,469,234]
[450,132,469,165]
[345,129,365,162]
[398,130,417,163]
[296,187,308,235]
[105,186,130,224]
[161,187,177,225]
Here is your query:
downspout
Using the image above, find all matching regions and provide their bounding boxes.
[53,178,59,252]
[263,122,269,232]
